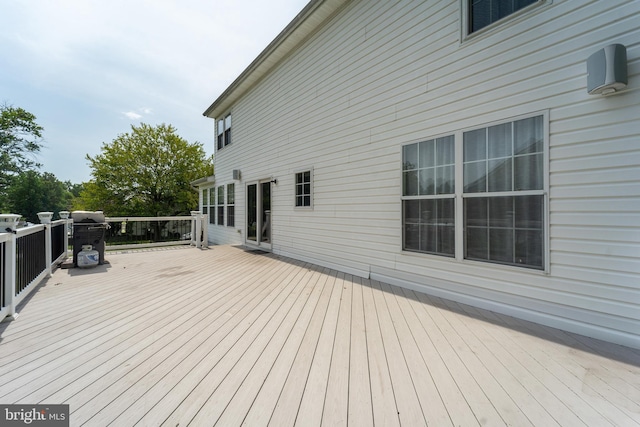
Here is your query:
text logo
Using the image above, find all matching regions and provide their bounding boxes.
[0,405,69,426]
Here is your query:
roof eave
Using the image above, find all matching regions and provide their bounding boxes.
[191,175,215,187]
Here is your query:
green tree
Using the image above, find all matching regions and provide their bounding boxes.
[67,182,85,198]
[0,104,44,196]
[6,171,73,223]
[81,123,213,216]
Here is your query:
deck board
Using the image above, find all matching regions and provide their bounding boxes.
[242,267,334,427]
[362,279,400,427]
[320,272,352,427]
[290,269,342,427]
[382,281,453,426]
[348,276,374,427]
[371,280,427,426]
[0,245,638,427]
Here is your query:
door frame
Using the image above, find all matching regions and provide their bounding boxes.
[245,179,272,250]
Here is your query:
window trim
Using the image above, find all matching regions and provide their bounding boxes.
[294,168,314,210]
[401,111,549,272]
[461,0,547,42]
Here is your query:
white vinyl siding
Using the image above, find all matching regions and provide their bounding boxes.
[208,0,640,348]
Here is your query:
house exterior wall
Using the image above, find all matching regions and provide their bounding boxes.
[207,0,640,348]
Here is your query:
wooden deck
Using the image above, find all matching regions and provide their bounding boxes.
[0,245,638,426]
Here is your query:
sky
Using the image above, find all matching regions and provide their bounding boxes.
[0,0,309,184]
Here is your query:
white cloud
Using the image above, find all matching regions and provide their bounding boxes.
[123,111,143,120]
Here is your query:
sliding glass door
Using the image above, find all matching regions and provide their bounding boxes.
[246,180,271,249]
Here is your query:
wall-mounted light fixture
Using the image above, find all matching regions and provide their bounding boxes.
[587,44,627,95]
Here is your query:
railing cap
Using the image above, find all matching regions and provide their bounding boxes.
[0,214,22,232]
[37,212,54,224]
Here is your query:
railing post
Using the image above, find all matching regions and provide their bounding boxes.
[5,232,17,318]
[201,213,208,248]
[59,211,70,258]
[191,211,202,249]
[0,214,21,320]
[38,212,53,277]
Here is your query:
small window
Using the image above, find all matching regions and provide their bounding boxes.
[295,170,312,208]
[217,186,225,225]
[467,0,540,35]
[227,183,235,227]
[216,114,232,150]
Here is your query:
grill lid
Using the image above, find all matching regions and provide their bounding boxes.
[71,210,106,223]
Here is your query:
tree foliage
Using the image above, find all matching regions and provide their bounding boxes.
[0,104,44,193]
[5,171,73,223]
[81,123,213,216]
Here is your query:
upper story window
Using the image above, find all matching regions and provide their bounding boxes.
[217,114,232,151]
[467,0,540,35]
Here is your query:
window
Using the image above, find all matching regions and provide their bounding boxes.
[401,113,546,270]
[227,183,235,227]
[216,114,232,150]
[402,136,456,256]
[212,187,216,224]
[295,170,312,208]
[467,0,539,34]
[217,186,225,225]
[202,189,209,215]
[463,115,544,268]
[216,120,223,150]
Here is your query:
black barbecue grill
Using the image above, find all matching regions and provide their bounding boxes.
[71,211,109,266]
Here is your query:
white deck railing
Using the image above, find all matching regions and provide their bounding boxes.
[0,219,69,321]
[0,212,208,323]
[103,213,208,250]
